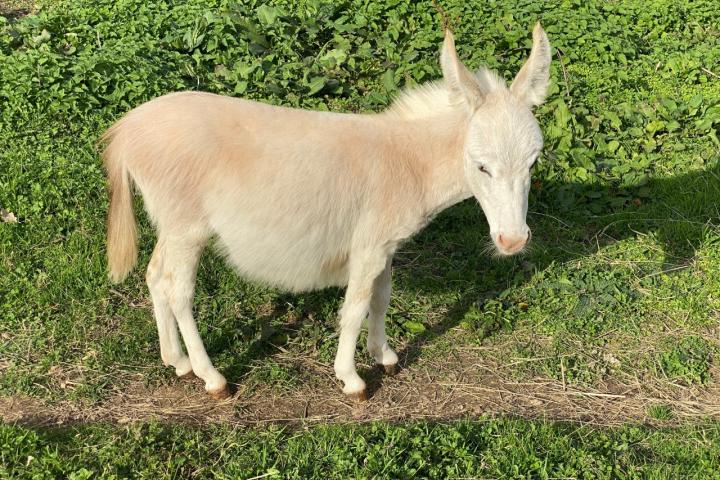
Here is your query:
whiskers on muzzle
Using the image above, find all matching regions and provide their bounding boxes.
[481,238,499,258]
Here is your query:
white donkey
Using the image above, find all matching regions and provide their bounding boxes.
[103,24,551,400]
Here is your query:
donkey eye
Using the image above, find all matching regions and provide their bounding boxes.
[477,165,492,177]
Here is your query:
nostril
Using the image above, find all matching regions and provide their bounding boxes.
[497,234,507,248]
[497,233,528,252]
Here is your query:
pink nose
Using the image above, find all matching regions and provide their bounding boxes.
[497,233,528,252]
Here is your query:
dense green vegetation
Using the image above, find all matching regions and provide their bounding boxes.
[3,419,720,479]
[2,0,720,476]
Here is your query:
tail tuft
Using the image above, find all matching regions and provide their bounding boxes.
[102,125,138,283]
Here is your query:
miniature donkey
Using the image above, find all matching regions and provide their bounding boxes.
[103,24,551,400]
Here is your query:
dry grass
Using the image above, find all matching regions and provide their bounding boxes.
[4,338,719,429]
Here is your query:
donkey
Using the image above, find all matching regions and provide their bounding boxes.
[102,24,551,400]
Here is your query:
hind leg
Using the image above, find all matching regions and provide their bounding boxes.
[146,240,192,378]
[367,258,399,374]
[149,233,228,398]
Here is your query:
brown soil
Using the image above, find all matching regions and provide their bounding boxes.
[3,344,719,429]
[0,1,33,20]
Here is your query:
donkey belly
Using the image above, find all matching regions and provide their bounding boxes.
[211,215,351,292]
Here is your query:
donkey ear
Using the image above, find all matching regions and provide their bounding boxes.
[510,23,552,107]
[440,30,485,109]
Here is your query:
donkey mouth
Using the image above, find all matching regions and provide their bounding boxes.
[495,244,527,256]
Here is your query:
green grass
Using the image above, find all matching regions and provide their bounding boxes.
[1,0,719,399]
[3,419,720,479]
[2,0,720,475]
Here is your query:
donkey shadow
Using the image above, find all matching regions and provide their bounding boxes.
[194,162,720,393]
[392,162,720,369]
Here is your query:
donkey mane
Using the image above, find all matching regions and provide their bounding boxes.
[386,68,507,119]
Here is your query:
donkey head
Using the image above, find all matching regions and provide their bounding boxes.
[441,24,551,256]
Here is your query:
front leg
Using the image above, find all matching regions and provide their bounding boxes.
[367,258,399,374]
[334,252,389,400]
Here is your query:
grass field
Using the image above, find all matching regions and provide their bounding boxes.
[2,0,720,477]
[4,420,720,478]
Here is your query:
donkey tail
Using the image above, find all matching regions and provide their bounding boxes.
[101,122,138,283]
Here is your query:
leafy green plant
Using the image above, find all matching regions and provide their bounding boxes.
[656,336,712,385]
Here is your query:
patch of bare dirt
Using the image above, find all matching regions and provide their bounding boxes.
[0,1,32,20]
[3,346,720,428]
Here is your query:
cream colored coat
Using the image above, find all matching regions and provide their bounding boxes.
[103,24,551,399]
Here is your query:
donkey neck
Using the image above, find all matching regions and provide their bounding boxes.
[396,110,473,218]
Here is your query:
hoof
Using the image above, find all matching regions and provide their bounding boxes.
[383,363,399,375]
[179,371,197,381]
[207,385,231,400]
[346,389,367,402]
